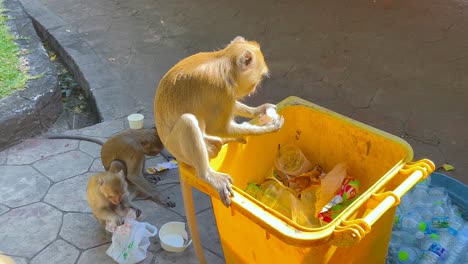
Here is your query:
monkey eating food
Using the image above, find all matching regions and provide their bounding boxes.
[154,36,284,207]
[46,128,175,208]
[87,160,141,227]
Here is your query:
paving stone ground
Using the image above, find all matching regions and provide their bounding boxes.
[0,120,224,263]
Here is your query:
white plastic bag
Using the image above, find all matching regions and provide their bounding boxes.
[106,210,158,264]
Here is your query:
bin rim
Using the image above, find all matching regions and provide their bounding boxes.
[277,96,414,163]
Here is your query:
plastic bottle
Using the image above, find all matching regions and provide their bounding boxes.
[399,212,428,235]
[399,195,413,214]
[411,183,431,210]
[444,224,468,264]
[397,246,420,263]
[390,231,418,249]
[419,232,452,263]
[431,200,450,232]
[412,181,429,200]
[446,206,464,233]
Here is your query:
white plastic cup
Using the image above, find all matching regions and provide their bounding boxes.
[127,113,144,129]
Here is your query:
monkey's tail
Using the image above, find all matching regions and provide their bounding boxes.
[44,135,104,145]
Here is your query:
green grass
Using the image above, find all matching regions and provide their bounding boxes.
[0,0,28,99]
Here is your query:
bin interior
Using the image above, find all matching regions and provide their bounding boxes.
[200,97,418,263]
[211,98,413,229]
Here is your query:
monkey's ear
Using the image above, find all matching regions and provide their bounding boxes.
[230,36,245,44]
[237,50,254,71]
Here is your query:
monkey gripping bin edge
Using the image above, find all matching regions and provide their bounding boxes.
[178,96,435,264]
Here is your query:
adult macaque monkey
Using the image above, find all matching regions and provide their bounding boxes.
[46,128,175,207]
[154,36,284,207]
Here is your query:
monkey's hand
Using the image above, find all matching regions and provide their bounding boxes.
[254,103,277,117]
[111,215,124,226]
[205,170,234,207]
[131,206,142,218]
[262,115,284,133]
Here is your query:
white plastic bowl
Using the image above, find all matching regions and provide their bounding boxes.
[159,221,192,252]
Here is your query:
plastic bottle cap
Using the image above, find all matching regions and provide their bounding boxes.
[430,233,439,240]
[418,222,427,231]
[398,251,409,261]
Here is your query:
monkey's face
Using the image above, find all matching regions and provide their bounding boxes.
[142,139,163,156]
[232,42,269,98]
[99,180,125,205]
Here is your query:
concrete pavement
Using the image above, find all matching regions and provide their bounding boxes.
[17,0,467,183]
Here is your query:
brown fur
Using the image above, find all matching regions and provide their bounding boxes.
[154,36,284,206]
[86,160,141,227]
[101,129,174,207]
[45,128,175,208]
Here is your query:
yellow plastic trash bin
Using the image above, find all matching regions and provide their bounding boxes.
[179,96,434,264]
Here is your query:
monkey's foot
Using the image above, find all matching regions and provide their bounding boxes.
[151,195,176,208]
[131,206,142,218]
[206,170,234,207]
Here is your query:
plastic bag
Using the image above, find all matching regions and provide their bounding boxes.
[106,210,158,264]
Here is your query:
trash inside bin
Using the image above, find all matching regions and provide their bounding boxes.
[179,96,435,264]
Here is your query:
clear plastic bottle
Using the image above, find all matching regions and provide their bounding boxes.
[419,233,452,263]
[431,200,450,232]
[418,250,440,264]
[446,205,464,233]
[397,246,420,263]
[390,231,416,248]
[399,212,428,235]
[428,187,451,205]
[399,195,413,214]
[410,182,432,213]
[444,224,468,264]
[412,180,430,200]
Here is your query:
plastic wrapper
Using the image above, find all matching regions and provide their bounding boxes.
[318,177,360,223]
[106,209,158,264]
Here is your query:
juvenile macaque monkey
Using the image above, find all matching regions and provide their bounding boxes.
[154,36,284,207]
[46,128,175,207]
[87,160,140,226]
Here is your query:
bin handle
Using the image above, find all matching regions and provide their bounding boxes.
[331,159,435,247]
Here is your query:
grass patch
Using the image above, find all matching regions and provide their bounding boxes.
[0,0,28,99]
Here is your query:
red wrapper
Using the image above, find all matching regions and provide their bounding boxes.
[317,177,360,223]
